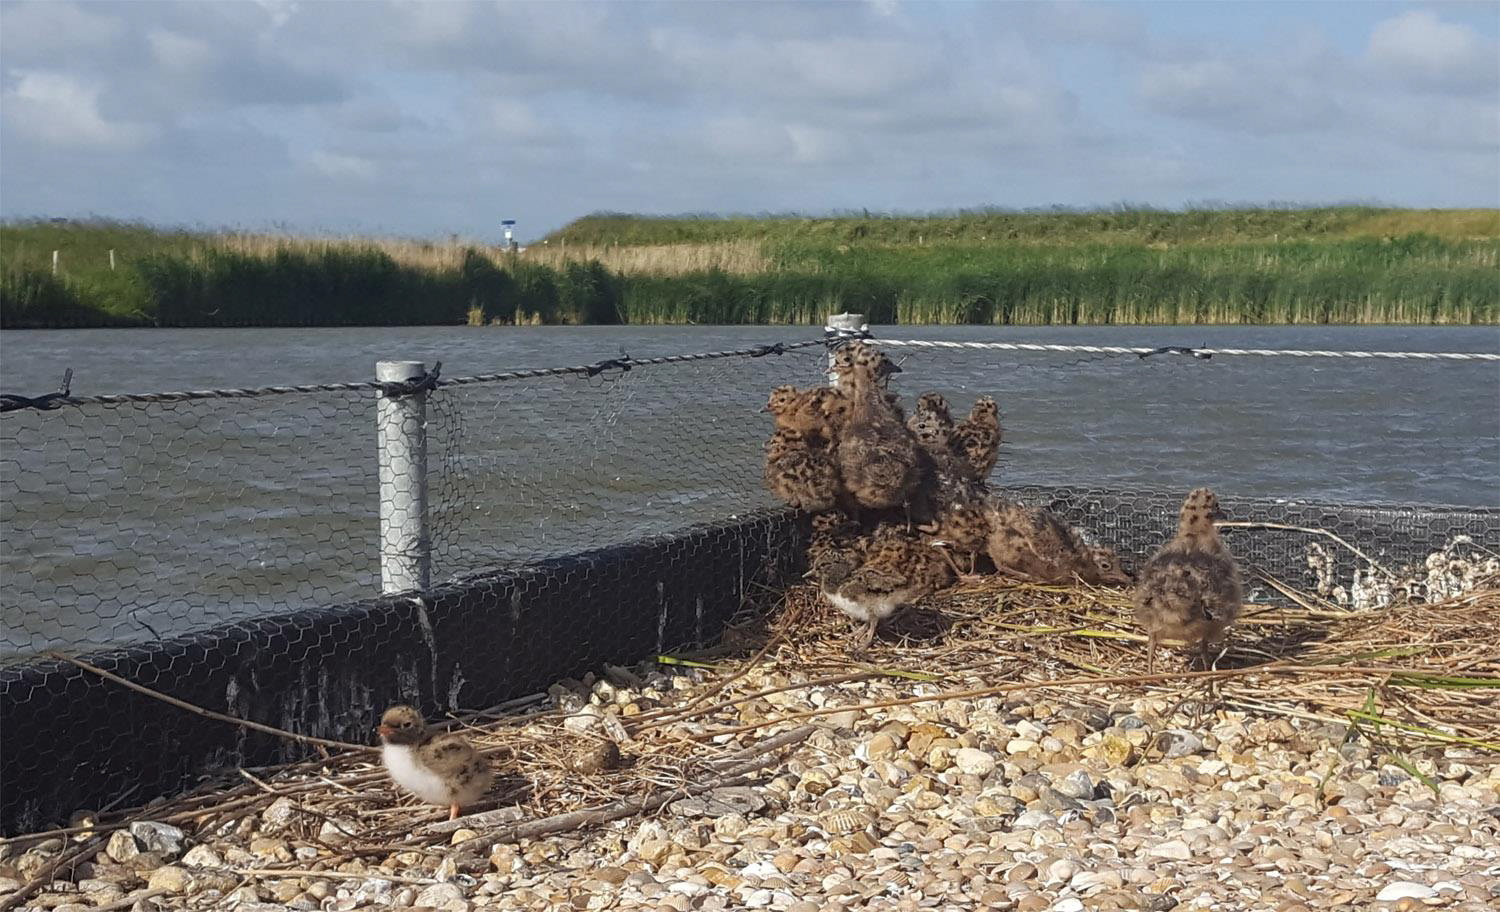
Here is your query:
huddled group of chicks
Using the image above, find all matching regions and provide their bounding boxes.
[764,342,1243,670]
[370,344,1245,823]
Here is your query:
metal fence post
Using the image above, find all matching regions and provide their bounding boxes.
[377,360,431,593]
[825,312,867,386]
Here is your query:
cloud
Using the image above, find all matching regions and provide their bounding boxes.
[306,150,378,181]
[1137,57,1341,134]
[1,0,1496,235]
[3,70,152,148]
[1367,10,1498,95]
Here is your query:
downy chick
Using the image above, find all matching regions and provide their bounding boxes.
[764,385,836,444]
[1133,488,1242,671]
[377,704,493,821]
[921,501,991,578]
[906,392,954,459]
[836,343,920,512]
[764,387,842,512]
[1088,545,1135,587]
[951,396,1002,481]
[764,428,841,512]
[984,500,1117,586]
[817,523,954,651]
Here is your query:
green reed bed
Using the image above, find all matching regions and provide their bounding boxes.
[619,236,1498,325]
[4,212,1496,327]
[0,221,624,328]
[550,206,1500,248]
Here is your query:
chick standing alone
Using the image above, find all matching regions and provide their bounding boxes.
[1133,488,1243,672]
[377,705,493,821]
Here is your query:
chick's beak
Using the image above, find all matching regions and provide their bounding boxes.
[376,724,394,739]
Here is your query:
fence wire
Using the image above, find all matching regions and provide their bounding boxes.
[1,332,1496,664]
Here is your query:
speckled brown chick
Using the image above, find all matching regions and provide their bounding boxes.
[815,523,954,652]
[764,427,840,512]
[950,396,1002,481]
[1133,488,1242,671]
[906,392,954,458]
[835,343,920,512]
[983,500,1116,586]
[921,501,991,578]
[764,385,838,444]
[1088,545,1134,587]
[377,705,493,821]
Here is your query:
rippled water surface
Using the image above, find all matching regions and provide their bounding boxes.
[2,324,1496,656]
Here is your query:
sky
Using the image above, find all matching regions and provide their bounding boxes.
[1,1,1497,241]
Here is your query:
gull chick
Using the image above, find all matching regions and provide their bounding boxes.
[377,704,493,821]
[1132,488,1243,671]
[836,343,920,512]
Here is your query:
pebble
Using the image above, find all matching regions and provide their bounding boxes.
[415,882,469,907]
[955,748,997,777]
[1156,730,1204,758]
[105,829,141,863]
[128,822,186,857]
[146,866,193,894]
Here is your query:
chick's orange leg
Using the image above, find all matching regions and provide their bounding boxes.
[449,803,461,821]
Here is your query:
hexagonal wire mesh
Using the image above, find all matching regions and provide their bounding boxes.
[0,340,835,662]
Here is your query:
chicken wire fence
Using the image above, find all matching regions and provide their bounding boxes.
[2,328,1497,664]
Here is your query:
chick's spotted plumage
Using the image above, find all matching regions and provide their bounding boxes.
[984,500,1120,586]
[835,344,920,511]
[1133,488,1242,671]
[814,523,954,652]
[377,704,492,821]
[951,396,1002,481]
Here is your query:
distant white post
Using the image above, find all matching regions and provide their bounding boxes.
[52,250,59,275]
[825,312,867,386]
[109,249,116,271]
[377,360,431,593]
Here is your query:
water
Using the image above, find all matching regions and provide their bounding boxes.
[2,324,1497,657]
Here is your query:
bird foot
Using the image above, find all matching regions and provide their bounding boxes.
[449,803,461,821]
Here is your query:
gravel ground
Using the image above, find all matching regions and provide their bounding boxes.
[4,662,1497,912]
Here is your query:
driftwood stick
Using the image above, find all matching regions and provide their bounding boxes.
[45,651,374,754]
[434,725,814,850]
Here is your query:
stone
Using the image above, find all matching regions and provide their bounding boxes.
[261,796,301,830]
[181,844,224,868]
[955,749,997,777]
[105,829,141,864]
[865,733,899,761]
[1155,730,1204,758]
[1054,770,1095,800]
[415,882,468,907]
[146,866,193,894]
[1085,735,1136,767]
[129,822,186,857]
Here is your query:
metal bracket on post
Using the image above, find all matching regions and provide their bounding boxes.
[824,312,868,387]
[377,360,431,594]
